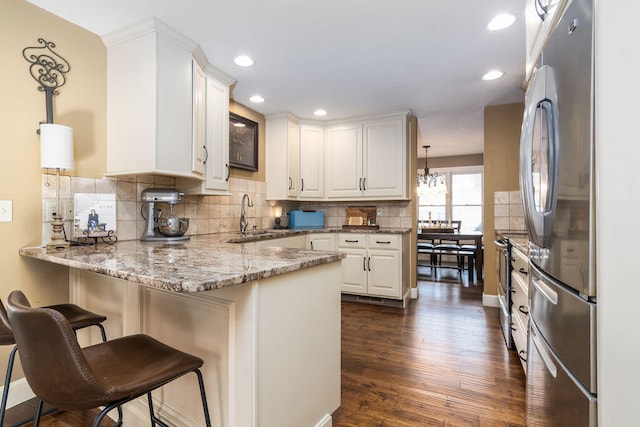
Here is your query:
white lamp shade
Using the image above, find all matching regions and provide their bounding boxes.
[40,123,74,170]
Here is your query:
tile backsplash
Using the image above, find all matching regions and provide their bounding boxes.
[41,173,414,245]
[494,190,525,232]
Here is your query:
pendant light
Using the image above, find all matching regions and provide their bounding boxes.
[417,145,447,195]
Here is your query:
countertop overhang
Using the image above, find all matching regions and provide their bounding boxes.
[495,230,529,254]
[20,234,346,293]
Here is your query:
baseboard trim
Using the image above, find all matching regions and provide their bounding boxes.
[0,378,35,409]
[483,293,500,307]
[314,413,332,427]
[410,287,418,299]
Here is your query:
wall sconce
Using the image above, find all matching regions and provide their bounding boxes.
[40,124,74,248]
[273,206,282,229]
[23,39,73,248]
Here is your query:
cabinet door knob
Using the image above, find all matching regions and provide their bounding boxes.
[519,267,529,275]
[363,177,367,191]
[203,145,208,165]
[225,163,230,182]
[288,177,293,190]
[518,305,529,315]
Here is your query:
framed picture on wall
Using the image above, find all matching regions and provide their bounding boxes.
[229,112,258,171]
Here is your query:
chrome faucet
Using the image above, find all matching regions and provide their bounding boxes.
[240,193,254,233]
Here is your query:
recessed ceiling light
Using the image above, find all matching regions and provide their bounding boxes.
[314,109,327,117]
[481,70,505,80]
[234,55,254,67]
[249,95,265,103]
[487,13,516,31]
[233,122,246,128]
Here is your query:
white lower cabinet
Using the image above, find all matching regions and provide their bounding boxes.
[511,245,530,372]
[307,233,336,251]
[337,233,408,300]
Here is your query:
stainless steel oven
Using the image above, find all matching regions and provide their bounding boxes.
[495,236,513,349]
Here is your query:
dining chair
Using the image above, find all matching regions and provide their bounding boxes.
[434,220,463,269]
[6,290,211,427]
[0,299,107,427]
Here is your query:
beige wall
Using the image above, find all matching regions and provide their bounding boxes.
[426,154,484,169]
[483,103,524,295]
[0,0,107,376]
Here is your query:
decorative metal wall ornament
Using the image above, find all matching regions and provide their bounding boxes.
[22,38,71,125]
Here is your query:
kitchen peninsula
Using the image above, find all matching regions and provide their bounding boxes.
[20,235,345,427]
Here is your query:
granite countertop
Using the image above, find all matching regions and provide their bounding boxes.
[496,230,529,255]
[20,235,345,293]
[224,226,411,243]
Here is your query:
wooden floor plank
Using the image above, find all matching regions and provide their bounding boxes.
[333,277,526,426]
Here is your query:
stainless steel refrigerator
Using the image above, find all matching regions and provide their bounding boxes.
[520,0,597,424]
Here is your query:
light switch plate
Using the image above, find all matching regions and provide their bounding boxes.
[0,200,12,222]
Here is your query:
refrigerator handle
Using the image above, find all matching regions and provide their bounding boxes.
[519,65,559,248]
[531,262,559,305]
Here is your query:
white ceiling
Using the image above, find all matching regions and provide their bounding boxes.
[26,0,525,158]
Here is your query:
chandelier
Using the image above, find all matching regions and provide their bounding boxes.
[417,145,447,195]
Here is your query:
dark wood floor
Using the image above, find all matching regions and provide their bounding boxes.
[4,268,526,426]
[332,269,526,426]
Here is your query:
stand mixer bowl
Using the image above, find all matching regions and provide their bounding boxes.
[157,216,189,237]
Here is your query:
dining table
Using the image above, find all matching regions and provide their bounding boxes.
[417,230,484,281]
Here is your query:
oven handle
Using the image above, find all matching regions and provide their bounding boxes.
[494,239,508,250]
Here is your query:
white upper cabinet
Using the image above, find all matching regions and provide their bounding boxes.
[525,0,570,84]
[325,123,363,199]
[203,71,231,192]
[191,60,207,177]
[266,111,411,201]
[299,125,324,199]
[362,116,406,199]
[178,69,233,195]
[266,114,299,200]
[103,17,234,188]
[326,112,409,200]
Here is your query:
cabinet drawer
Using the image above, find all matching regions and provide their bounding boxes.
[511,246,529,282]
[338,234,367,249]
[367,234,400,250]
[511,308,528,372]
[511,272,529,330]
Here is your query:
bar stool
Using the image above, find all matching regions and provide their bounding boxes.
[0,299,107,427]
[7,290,211,427]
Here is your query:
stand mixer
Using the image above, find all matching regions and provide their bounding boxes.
[140,188,190,242]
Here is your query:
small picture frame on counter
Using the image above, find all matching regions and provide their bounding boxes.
[73,193,117,240]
